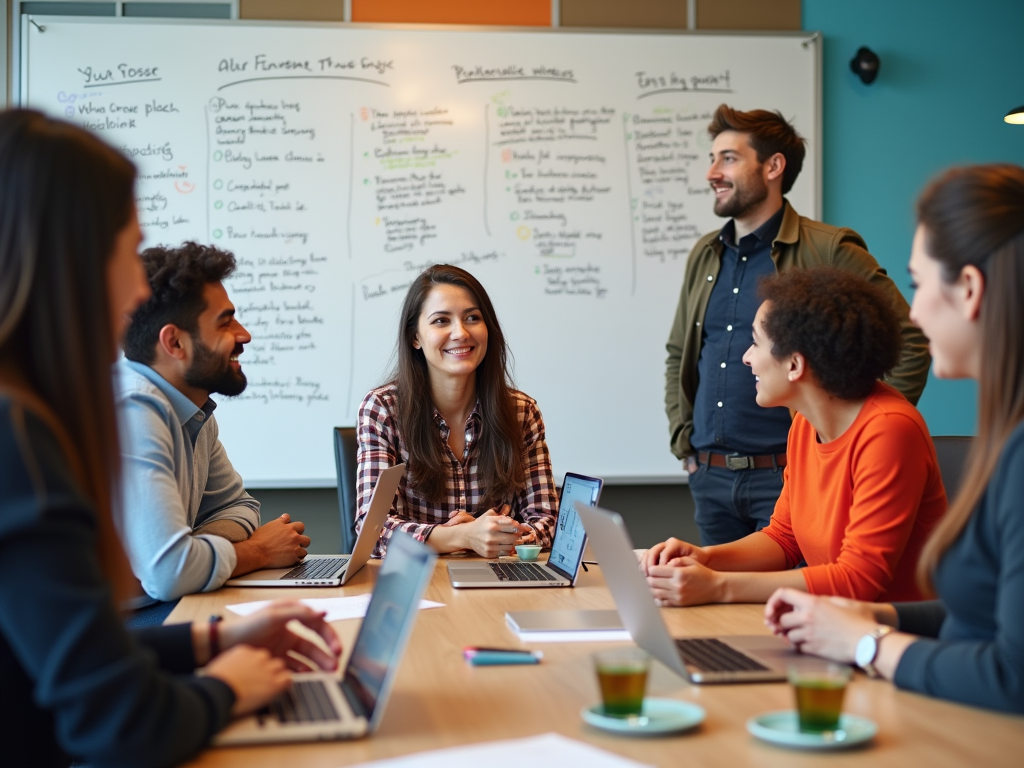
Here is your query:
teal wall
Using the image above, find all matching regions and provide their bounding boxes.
[803,0,1024,436]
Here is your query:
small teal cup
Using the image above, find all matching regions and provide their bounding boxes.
[515,544,542,561]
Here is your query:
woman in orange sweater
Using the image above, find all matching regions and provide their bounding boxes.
[641,268,946,606]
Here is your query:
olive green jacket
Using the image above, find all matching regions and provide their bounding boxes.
[664,200,931,460]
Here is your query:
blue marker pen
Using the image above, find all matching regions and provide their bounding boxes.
[463,647,543,666]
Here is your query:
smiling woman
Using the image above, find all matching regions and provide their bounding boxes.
[642,267,947,607]
[355,264,559,559]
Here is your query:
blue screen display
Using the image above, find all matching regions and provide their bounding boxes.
[547,475,601,576]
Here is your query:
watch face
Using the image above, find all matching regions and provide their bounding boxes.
[855,633,876,668]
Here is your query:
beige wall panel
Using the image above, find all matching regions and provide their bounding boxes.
[696,0,801,31]
[561,0,688,29]
[240,0,345,22]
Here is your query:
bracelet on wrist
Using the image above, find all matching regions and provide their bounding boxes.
[209,614,223,659]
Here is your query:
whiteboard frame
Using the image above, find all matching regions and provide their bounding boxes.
[19,16,821,487]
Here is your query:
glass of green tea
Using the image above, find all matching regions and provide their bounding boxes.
[594,648,649,718]
[787,662,853,733]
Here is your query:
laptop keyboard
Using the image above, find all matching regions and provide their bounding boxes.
[265,680,341,723]
[675,638,770,672]
[488,562,554,581]
[283,557,349,580]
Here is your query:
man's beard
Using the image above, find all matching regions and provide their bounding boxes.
[184,339,247,396]
[713,172,769,220]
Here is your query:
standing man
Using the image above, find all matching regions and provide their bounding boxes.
[665,105,930,545]
[116,241,310,607]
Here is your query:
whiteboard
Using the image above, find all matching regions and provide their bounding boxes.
[22,18,820,486]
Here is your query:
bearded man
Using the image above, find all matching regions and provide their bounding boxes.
[664,105,930,545]
[116,242,310,607]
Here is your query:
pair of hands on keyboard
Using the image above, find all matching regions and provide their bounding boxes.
[199,600,343,717]
[442,504,536,558]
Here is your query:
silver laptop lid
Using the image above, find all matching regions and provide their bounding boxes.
[574,502,691,680]
[344,462,405,566]
[340,532,437,731]
[545,472,603,583]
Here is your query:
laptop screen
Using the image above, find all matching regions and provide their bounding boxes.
[342,533,434,723]
[546,473,602,579]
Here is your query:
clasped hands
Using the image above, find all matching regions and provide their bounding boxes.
[442,504,536,558]
[639,537,723,606]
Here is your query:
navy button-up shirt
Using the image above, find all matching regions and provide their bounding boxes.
[690,206,792,456]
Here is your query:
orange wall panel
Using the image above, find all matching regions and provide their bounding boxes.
[353,0,551,26]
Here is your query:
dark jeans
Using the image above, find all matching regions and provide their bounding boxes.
[688,460,785,546]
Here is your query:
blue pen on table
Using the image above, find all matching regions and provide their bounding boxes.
[463,646,543,665]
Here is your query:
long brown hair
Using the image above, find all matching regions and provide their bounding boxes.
[391,264,525,509]
[0,110,138,602]
[916,164,1024,592]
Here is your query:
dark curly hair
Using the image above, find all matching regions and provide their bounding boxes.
[708,104,807,194]
[758,267,902,400]
[122,241,236,364]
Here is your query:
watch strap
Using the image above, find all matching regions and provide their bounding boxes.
[860,625,894,678]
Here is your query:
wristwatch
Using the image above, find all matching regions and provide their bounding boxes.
[855,625,894,678]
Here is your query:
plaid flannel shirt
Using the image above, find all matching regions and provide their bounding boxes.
[356,383,558,557]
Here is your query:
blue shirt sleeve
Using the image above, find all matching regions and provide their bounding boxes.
[116,382,258,601]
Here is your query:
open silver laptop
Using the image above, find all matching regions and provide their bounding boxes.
[575,502,794,683]
[226,463,405,587]
[214,531,436,745]
[447,472,602,588]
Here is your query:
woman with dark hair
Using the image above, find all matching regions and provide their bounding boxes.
[641,267,946,606]
[765,164,1024,714]
[0,109,341,768]
[356,264,557,558]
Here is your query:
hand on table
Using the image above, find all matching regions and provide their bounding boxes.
[459,505,524,558]
[764,588,878,662]
[249,513,311,568]
[645,557,723,606]
[640,537,706,574]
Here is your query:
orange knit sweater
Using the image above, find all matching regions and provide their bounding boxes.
[761,382,947,601]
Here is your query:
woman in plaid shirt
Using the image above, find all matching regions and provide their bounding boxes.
[356,265,559,558]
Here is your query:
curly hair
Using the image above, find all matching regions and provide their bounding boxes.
[758,267,902,400]
[708,104,807,194]
[122,241,236,364]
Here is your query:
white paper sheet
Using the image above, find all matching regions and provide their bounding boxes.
[346,733,653,768]
[226,595,444,622]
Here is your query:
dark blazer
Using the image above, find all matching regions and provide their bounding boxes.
[0,398,234,767]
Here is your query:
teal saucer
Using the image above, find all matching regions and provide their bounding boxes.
[581,698,705,735]
[747,710,877,750]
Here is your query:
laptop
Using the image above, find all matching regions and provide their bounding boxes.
[574,502,795,683]
[226,463,405,587]
[446,472,603,588]
[214,531,436,745]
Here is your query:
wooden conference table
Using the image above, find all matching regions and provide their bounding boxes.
[169,558,1023,768]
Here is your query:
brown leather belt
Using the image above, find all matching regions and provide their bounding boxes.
[698,451,787,471]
